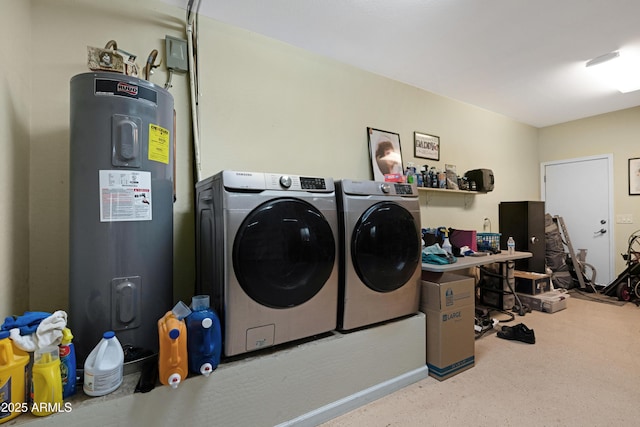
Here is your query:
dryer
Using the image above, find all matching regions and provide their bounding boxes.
[196,170,339,357]
[336,179,421,330]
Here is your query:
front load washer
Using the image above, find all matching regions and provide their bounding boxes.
[196,170,339,357]
[336,179,422,330]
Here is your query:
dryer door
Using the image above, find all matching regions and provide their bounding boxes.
[233,197,336,308]
[352,202,420,292]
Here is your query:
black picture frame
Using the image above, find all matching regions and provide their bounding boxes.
[367,127,403,181]
[414,132,440,160]
[629,157,640,195]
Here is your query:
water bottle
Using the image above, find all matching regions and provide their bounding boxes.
[507,236,516,255]
[186,295,222,377]
[442,234,453,255]
[0,331,30,423]
[31,346,63,416]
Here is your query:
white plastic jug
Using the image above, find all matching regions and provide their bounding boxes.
[83,331,124,397]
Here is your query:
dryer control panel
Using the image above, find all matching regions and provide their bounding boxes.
[340,179,418,197]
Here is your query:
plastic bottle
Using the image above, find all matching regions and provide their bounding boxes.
[186,295,222,377]
[83,331,124,397]
[419,166,427,187]
[0,331,30,424]
[441,231,453,255]
[31,346,63,416]
[507,236,516,255]
[438,170,447,188]
[405,164,415,184]
[430,167,438,188]
[158,302,189,389]
[59,328,76,398]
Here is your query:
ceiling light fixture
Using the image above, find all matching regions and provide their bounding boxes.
[586,51,620,67]
[586,49,640,93]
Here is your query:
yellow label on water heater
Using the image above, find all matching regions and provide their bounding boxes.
[148,123,170,164]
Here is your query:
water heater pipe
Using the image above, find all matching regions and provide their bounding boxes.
[187,0,202,182]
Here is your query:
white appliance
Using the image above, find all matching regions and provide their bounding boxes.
[196,170,339,357]
[336,179,422,330]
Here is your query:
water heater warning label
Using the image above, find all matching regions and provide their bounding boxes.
[148,123,170,164]
[99,170,152,222]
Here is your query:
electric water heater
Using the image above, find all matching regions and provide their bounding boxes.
[69,72,174,365]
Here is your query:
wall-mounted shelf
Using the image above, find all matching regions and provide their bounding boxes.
[417,187,486,195]
[417,187,486,208]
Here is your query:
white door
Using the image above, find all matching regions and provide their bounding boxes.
[541,155,614,285]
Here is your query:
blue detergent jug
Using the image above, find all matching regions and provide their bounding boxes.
[59,327,76,398]
[186,295,221,376]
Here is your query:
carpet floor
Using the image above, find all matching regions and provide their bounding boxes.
[319,294,639,426]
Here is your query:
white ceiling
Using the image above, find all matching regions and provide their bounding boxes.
[169,0,640,128]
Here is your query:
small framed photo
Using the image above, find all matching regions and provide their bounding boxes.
[629,158,640,195]
[368,127,403,181]
[414,132,440,160]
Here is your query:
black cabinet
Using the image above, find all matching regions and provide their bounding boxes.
[499,201,545,273]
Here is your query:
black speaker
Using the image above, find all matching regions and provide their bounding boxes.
[499,201,546,273]
[465,169,494,192]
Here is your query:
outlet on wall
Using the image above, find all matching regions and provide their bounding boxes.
[616,214,634,224]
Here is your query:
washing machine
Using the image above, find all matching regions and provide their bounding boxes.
[196,170,339,357]
[336,179,422,330]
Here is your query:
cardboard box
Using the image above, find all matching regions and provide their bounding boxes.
[420,273,475,381]
[516,290,569,313]
[514,271,551,295]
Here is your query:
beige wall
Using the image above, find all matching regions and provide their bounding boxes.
[198,18,540,232]
[12,0,541,316]
[538,106,640,274]
[0,0,31,317]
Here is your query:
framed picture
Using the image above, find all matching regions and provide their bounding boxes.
[414,132,440,160]
[629,158,640,195]
[367,127,403,181]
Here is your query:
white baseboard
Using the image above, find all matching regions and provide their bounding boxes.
[277,366,429,427]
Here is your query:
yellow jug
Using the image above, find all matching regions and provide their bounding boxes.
[0,332,30,423]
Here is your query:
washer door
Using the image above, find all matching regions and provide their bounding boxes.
[352,202,420,293]
[233,197,336,308]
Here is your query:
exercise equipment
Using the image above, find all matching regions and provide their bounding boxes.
[602,230,640,303]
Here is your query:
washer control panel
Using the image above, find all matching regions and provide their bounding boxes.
[300,177,327,190]
[264,173,334,192]
[221,171,335,192]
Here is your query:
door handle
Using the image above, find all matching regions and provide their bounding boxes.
[594,228,607,235]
